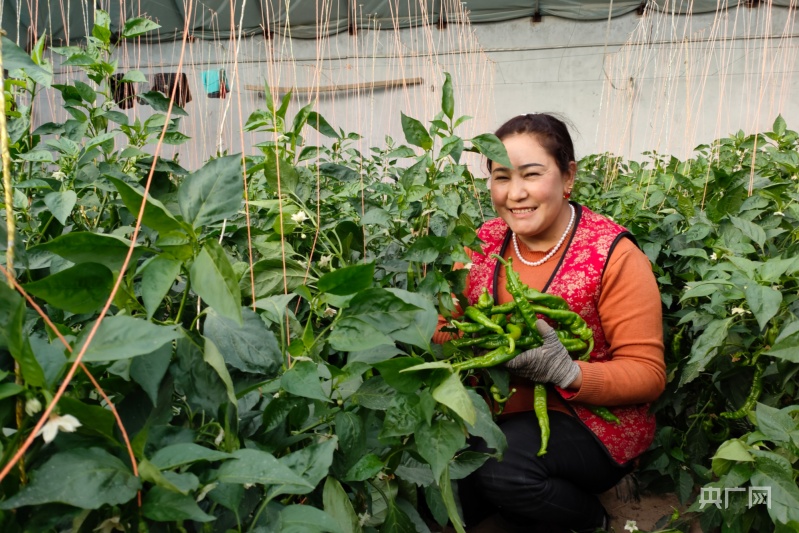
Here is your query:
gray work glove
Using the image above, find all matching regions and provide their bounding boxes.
[504,319,581,388]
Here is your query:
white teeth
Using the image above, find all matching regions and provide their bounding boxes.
[511,208,534,213]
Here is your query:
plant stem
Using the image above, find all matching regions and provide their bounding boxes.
[0,32,26,485]
[174,274,191,325]
[247,491,274,533]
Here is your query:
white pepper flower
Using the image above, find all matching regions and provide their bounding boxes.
[25,397,42,416]
[37,413,81,444]
[291,211,308,224]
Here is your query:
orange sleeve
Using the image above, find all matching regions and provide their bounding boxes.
[566,237,666,406]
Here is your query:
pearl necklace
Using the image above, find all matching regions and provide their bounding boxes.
[512,204,576,267]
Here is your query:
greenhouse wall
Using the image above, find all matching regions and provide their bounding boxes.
[4,1,797,167]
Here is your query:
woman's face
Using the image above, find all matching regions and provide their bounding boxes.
[489,133,575,248]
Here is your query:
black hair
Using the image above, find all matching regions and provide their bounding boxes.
[488,113,576,174]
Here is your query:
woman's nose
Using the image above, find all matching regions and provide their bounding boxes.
[507,177,527,200]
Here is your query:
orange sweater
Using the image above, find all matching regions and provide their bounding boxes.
[433,235,666,415]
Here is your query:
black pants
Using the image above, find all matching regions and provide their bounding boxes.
[461,410,633,533]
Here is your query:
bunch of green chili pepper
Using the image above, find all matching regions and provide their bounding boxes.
[445,254,618,456]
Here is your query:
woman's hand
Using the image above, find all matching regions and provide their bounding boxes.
[504,319,581,389]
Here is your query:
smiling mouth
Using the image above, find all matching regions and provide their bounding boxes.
[509,207,536,214]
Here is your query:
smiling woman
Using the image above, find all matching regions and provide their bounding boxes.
[434,113,666,532]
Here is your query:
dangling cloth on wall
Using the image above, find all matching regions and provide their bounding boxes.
[110,73,136,109]
[149,72,192,107]
[201,69,229,99]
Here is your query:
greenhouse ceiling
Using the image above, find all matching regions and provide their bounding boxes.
[2,0,794,44]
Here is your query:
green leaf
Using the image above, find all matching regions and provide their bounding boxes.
[744,282,783,331]
[415,419,465,480]
[380,393,423,438]
[751,456,799,525]
[379,501,416,533]
[190,240,242,325]
[136,91,189,116]
[142,486,215,522]
[16,149,54,163]
[204,307,281,374]
[400,113,433,151]
[92,9,111,44]
[32,232,142,271]
[0,383,25,401]
[279,504,345,533]
[22,262,113,314]
[374,357,427,394]
[0,448,140,509]
[729,216,766,250]
[324,477,362,533]
[138,458,191,494]
[448,451,488,480]
[76,316,180,363]
[441,73,454,120]
[172,334,229,414]
[307,111,340,139]
[773,115,787,136]
[711,439,754,476]
[328,318,393,352]
[141,256,182,319]
[150,442,233,470]
[178,154,243,229]
[121,70,147,83]
[470,133,511,169]
[351,377,396,410]
[464,390,506,455]
[318,263,375,295]
[680,318,733,385]
[73,80,97,104]
[343,454,384,482]
[755,403,795,443]
[122,17,162,38]
[278,437,337,496]
[437,467,465,533]
[130,343,173,405]
[263,149,300,193]
[766,320,799,362]
[215,448,312,490]
[431,372,476,426]
[2,36,52,86]
[250,258,309,299]
[108,177,185,234]
[281,360,329,402]
[342,288,422,335]
[43,190,77,225]
[385,288,437,349]
[203,339,238,406]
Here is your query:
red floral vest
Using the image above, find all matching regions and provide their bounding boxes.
[466,205,656,465]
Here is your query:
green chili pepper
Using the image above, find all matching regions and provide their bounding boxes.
[490,385,516,404]
[534,383,550,457]
[492,255,542,335]
[464,306,505,335]
[451,335,502,348]
[702,416,730,442]
[506,323,523,340]
[588,405,620,424]
[720,359,767,420]
[477,288,494,311]
[453,346,522,371]
[523,288,570,310]
[451,320,489,334]
[488,302,517,315]
[491,313,508,330]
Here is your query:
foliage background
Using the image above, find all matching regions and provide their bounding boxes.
[1,17,799,533]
